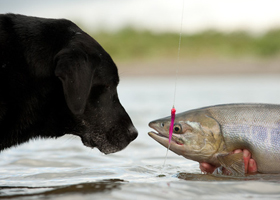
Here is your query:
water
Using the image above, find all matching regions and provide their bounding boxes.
[1,75,280,199]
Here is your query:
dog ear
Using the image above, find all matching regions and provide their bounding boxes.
[54,49,98,115]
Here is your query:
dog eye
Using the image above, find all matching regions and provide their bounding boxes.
[173,123,182,133]
[160,122,164,127]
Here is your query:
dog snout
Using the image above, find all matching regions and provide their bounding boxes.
[128,125,138,142]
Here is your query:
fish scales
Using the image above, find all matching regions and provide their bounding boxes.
[148,103,280,175]
[208,104,280,173]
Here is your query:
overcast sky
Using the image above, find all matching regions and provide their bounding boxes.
[1,0,280,34]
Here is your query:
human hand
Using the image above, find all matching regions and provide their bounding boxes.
[199,149,257,174]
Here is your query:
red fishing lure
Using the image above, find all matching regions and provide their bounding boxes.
[169,106,176,143]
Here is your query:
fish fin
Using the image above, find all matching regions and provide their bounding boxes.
[217,153,245,176]
[213,166,224,175]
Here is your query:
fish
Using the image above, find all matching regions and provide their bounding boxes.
[148,103,280,176]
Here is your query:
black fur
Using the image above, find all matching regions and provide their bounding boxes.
[0,14,138,154]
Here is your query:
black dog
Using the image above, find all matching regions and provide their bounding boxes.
[0,13,138,154]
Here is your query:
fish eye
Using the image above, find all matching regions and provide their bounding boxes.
[160,122,165,127]
[173,123,182,133]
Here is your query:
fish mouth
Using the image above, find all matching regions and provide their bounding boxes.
[148,120,184,146]
[148,131,184,146]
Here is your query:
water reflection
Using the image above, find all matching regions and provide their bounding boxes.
[177,173,280,182]
[0,179,125,199]
[1,76,280,199]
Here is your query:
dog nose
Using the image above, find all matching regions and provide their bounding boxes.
[128,125,138,141]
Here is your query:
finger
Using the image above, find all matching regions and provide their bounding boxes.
[243,149,251,173]
[233,149,242,154]
[199,163,216,174]
[248,159,257,173]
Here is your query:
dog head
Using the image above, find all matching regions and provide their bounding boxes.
[54,32,138,154]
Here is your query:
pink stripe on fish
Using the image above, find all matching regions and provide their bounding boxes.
[169,107,176,143]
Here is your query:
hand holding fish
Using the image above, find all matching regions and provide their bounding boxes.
[199,149,258,175]
[148,104,280,176]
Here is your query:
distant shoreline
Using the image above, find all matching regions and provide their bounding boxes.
[117,57,280,77]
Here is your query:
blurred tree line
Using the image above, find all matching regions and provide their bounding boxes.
[91,28,280,62]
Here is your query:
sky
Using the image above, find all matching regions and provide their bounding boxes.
[1,0,280,34]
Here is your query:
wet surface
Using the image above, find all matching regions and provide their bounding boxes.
[1,75,280,199]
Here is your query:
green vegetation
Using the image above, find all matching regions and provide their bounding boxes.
[91,28,280,63]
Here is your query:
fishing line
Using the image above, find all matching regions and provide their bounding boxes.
[173,0,184,107]
[161,0,185,173]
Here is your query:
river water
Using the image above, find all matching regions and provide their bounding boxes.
[1,75,280,199]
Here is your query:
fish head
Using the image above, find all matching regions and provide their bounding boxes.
[148,110,223,163]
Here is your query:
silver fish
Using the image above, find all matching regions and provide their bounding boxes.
[148,104,280,175]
